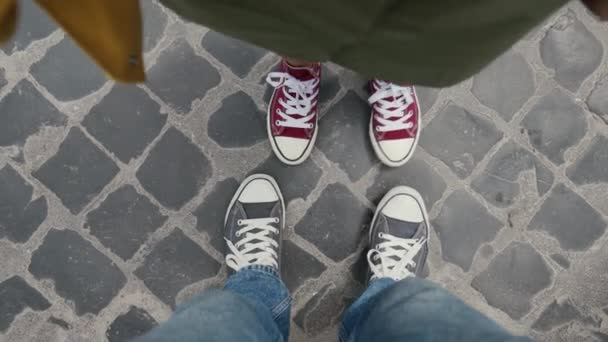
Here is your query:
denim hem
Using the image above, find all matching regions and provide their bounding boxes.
[239,264,280,278]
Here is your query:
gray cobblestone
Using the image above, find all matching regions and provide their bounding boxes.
[83,84,167,163]
[134,229,220,307]
[0,0,56,55]
[208,91,266,148]
[0,165,47,243]
[521,88,587,165]
[29,229,127,315]
[472,242,552,320]
[420,104,503,178]
[85,185,168,260]
[33,127,119,214]
[472,52,535,122]
[31,38,107,101]
[0,276,50,332]
[202,31,267,78]
[147,39,221,114]
[136,127,212,210]
[0,80,67,148]
[540,10,603,92]
[434,190,503,271]
[528,184,605,250]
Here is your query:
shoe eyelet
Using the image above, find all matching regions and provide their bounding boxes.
[273,217,280,223]
[237,219,243,226]
[375,126,381,132]
[375,244,380,249]
[378,232,384,238]
[235,231,241,237]
[307,123,314,129]
[275,120,282,126]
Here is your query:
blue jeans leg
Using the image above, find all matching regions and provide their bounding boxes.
[138,265,291,342]
[340,277,534,342]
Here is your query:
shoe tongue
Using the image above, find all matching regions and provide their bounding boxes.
[284,62,318,81]
[241,202,277,219]
[385,216,420,239]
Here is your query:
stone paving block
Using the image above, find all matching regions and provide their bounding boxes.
[33,127,119,214]
[30,38,107,101]
[472,52,535,122]
[416,86,440,115]
[550,253,570,269]
[433,190,503,271]
[319,66,341,105]
[472,141,554,207]
[521,88,586,165]
[366,156,446,209]
[106,306,158,342]
[85,185,168,261]
[294,283,354,336]
[135,229,220,307]
[207,91,266,148]
[136,127,212,210]
[528,184,605,251]
[594,331,608,342]
[318,91,377,181]
[588,75,608,125]
[202,31,266,78]
[263,64,340,107]
[532,298,599,332]
[193,178,239,253]
[29,229,127,315]
[141,0,167,52]
[472,241,552,319]
[281,240,327,292]
[147,39,221,114]
[0,80,67,147]
[0,67,7,90]
[540,10,603,92]
[295,183,372,262]
[1,0,56,54]
[420,104,503,178]
[252,155,323,202]
[0,165,47,243]
[83,85,167,163]
[0,276,51,332]
[567,135,608,185]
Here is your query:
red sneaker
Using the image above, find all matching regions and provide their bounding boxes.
[266,61,321,165]
[368,80,420,167]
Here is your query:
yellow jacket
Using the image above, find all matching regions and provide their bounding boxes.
[0,0,145,82]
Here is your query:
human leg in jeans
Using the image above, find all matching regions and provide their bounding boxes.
[340,186,534,342]
[139,174,290,342]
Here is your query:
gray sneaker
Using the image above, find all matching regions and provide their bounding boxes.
[224,174,285,274]
[367,186,429,282]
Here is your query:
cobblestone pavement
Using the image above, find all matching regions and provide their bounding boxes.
[1,1,608,341]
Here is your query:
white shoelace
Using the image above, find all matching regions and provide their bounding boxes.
[225,217,279,271]
[267,72,319,129]
[368,232,426,281]
[368,80,415,133]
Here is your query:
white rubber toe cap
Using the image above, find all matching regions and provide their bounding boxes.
[239,178,279,203]
[381,194,424,222]
[274,136,309,162]
[378,138,415,164]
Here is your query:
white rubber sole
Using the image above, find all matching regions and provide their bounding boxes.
[224,174,286,229]
[266,89,317,166]
[369,87,422,168]
[368,186,430,250]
